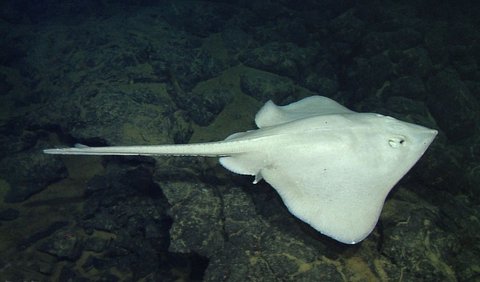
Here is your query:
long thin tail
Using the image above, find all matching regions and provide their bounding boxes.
[43,142,243,157]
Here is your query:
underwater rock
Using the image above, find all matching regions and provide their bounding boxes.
[329,9,366,44]
[17,221,69,251]
[245,1,288,22]
[79,161,173,278]
[395,47,433,78]
[240,70,295,102]
[362,28,423,57]
[160,180,224,258]
[240,42,316,79]
[84,236,110,253]
[168,48,228,92]
[38,229,83,261]
[159,1,237,37]
[71,90,182,145]
[103,230,161,279]
[187,87,235,126]
[466,164,480,198]
[84,212,117,232]
[450,47,478,80]
[205,186,343,281]
[0,72,13,95]
[385,76,427,100]
[82,255,108,272]
[345,53,394,100]
[383,96,434,123]
[381,190,459,281]
[84,175,108,197]
[0,149,67,203]
[36,260,55,275]
[0,208,19,221]
[367,54,395,87]
[303,74,338,97]
[160,178,347,281]
[58,266,90,282]
[0,129,38,159]
[427,69,480,140]
[439,195,480,280]
[25,85,191,146]
[412,144,466,196]
[275,19,309,46]
[253,18,309,47]
[221,27,252,54]
[0,37,27,66]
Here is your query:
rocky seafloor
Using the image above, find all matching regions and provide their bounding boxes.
[0,0,479,281]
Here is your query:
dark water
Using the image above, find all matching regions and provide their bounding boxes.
[0,0,479,281]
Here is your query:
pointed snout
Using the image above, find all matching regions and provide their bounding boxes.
[410,124,438,147]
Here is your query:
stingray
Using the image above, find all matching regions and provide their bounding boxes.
[44,96,437,244]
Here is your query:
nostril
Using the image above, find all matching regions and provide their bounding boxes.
[388,136,406,148]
